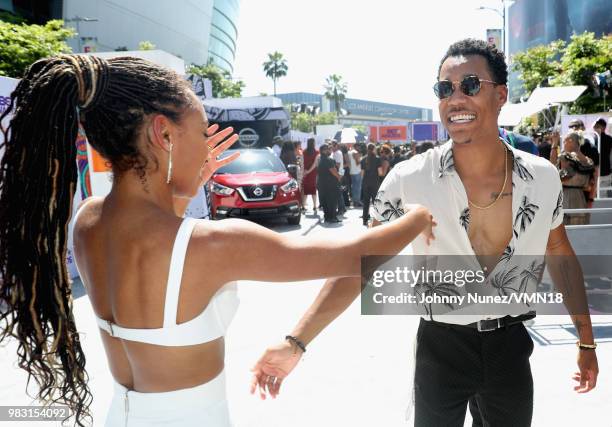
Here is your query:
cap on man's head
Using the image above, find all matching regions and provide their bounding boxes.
[568,119,585,129]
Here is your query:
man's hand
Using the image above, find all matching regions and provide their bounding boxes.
[573,349,598,393]
[250,340,303,400]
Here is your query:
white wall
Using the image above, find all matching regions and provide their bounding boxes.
[63,0,214,66]
[89,50,186,75]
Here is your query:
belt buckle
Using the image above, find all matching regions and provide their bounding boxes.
[477,318,502,332]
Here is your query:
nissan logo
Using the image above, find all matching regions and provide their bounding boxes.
[238,128,260,148]
[253,187,264,196]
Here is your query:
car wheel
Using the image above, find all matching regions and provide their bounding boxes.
[287,214,301,225]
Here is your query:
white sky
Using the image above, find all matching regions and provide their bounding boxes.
[233,0,508,120]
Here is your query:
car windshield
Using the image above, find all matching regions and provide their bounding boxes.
[215,150,287,174]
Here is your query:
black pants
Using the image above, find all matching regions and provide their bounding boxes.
[414,318,534,427]
[362,184,379,224]
[319,183,339,221]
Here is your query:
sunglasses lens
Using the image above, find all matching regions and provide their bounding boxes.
[461,76,481,96]
[434,81,453,99]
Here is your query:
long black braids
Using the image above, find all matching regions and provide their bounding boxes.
[0,54,194,426]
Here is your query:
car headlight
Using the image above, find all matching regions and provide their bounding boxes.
[210,181,235,196]
[280,179,298,193]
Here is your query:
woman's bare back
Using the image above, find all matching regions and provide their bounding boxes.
[73,197,225,392]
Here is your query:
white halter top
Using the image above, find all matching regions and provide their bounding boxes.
[72,199,239,346]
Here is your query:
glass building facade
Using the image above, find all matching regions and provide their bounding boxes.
[208,0,240,73]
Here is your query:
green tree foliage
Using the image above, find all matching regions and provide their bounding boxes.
[511,32,612,113]
[262,51,288,96]
[0,19,75,78]
[290,111,336,132]
[187,62,245,98]
[0,10,26,24]
[561,33,612,113]
[138,40,156,50]
[511,40,565,96]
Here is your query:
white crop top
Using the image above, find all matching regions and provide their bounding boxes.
[72,199,239,346]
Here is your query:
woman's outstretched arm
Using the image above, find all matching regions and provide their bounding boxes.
[194,206,435,286]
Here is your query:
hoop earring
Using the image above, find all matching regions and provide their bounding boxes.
[166,142,173,184]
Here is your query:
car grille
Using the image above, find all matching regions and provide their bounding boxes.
[237,185,277,201]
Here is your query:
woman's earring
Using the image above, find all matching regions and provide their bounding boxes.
[166,141,173,184]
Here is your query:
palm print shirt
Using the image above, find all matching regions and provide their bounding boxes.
[371,140,565,325]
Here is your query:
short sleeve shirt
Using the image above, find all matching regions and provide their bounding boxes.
[371,140,564,324]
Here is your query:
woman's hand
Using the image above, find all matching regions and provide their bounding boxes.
[404,204,437,246]
[550,131,560,149]
[199,124,240,185]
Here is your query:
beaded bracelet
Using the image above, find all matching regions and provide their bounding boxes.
[285,335,306,353]
[576,341,597,350]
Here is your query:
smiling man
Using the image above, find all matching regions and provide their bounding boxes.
[251,39,599,426]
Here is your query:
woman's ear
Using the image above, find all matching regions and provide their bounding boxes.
[149,114,172,151]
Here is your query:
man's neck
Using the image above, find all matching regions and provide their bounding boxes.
[453,135,507,179]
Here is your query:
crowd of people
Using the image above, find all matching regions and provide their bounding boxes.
[272,137,439,225]
[542,118,611,224]
[270,116,612,227]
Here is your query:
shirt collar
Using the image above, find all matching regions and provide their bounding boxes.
[437,138,536,184]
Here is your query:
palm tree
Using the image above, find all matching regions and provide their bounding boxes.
[379,199,405,222]
[518,259,546,300]
[459,208,470,232]
[324,74,348,123]
[262,51,288,96]
[413,281,462,320]
[513,196,539,238]
[490,265,520,296]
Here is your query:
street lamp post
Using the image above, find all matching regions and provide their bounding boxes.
[477,0,508,55]
[65,16,99,53]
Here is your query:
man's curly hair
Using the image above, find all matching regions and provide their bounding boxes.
[438,38,508,85]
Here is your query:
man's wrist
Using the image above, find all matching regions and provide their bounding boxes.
[576,341,597,350]
[285,335,307,354]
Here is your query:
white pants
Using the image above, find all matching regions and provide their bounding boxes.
[105,370,231,426]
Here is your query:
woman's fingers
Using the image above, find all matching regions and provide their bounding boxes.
[210,134,239,156]
[213,151,240,168]
[207,126,235,149]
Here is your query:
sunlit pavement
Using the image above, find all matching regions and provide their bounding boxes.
[1,205,611,426]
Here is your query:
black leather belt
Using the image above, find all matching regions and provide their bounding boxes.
[466,313,536,332]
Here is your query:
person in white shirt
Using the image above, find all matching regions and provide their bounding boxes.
[251,39,598,426]
[271,135,283,157]
[348,144,363,207]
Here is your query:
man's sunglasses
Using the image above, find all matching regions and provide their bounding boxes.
[433,75,499,100]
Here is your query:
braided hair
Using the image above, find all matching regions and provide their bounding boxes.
[0,55,194,426]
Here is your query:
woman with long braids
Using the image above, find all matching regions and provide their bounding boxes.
[0,54,436,426]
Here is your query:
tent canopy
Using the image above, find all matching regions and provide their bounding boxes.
[498,85,587,127]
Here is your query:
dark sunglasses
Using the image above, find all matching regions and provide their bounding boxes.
[433,75,499,100]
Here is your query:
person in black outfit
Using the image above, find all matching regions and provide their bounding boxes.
[317,144,342,223]
[390,145,405,169]
[360,143,382,226]
[537,134,552,160]
[594,118,612,196]
[569,119,599,205]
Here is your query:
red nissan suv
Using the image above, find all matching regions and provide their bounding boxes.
[209,148,302,225]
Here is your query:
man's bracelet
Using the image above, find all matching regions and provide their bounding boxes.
[285,335,306,353]
[576,341,597,350]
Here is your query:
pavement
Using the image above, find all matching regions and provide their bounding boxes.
[1,206,611,426]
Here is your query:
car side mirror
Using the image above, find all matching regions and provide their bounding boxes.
[287,164,298,177]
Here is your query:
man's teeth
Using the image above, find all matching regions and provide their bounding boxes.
[450,114,476,123]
